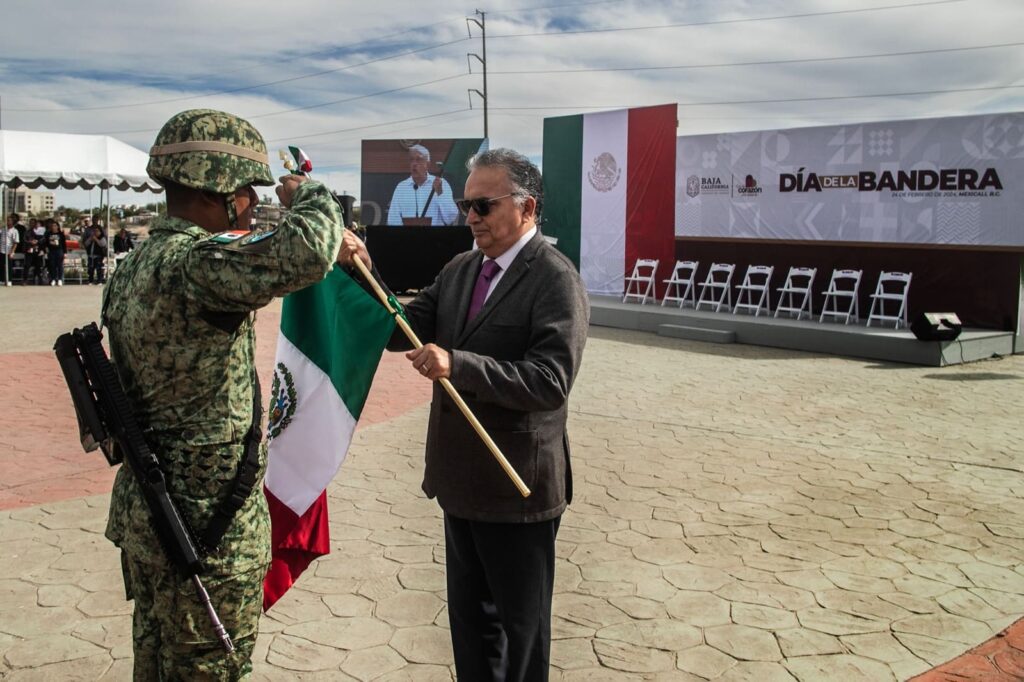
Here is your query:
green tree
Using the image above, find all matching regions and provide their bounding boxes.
[56,206,84,225]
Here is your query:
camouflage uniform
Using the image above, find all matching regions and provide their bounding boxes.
[102,109,345,680]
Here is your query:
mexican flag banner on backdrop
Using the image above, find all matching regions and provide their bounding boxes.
[542,103,677,298]
[262,265,396,610]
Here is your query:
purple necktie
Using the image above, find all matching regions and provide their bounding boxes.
[466,259,502,322]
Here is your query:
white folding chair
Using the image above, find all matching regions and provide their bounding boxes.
[622,258,659,304]
[9,254,25,282]
[733,265,774,317]
[63,251,86,284]
[819,269,863,325]
[774,267,817,320]
[695,263,735,313]
[661,260,699,308]
[867,271,913,329]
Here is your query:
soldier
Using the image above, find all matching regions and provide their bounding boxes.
[102,109,347,680]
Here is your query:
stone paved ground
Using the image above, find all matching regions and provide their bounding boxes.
[1,286,1022,680]
[910,618,1024,681]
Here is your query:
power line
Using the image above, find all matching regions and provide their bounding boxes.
[81,73,470,136]
[5,17,465,102]
[489,83,1024,111]
[297,110,485,166]
[265,107,473,143]
[276,109,484,160]
[489,0,967,38]
[486,0,621,15]
[490,110,1001,121]
[92,98,471,139]
[247,73,469,119]
[93,77,1014,139]
[5,38,469,113]
[490,41,1024,75]
[684,83,1024,107]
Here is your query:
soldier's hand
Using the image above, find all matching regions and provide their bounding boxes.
[275,174,309,208]
[338,229,371,269]
[432,176,443,195]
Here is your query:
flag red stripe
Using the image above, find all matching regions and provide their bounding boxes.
[262,487,331,611]
[626,104,677,299]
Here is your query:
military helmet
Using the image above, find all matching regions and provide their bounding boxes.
[147,109,275,194]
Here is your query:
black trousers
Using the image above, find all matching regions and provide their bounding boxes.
[444,513,560,682]
[25,253,44,283]
[88,254,105,283]
[47,252,64,283]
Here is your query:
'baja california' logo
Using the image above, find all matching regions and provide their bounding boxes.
[686,174,700,198]
[268,362,297,441]
[587,152,621,192]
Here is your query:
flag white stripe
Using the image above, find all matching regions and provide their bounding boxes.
[264,332,356,517]
[580,109,629,295]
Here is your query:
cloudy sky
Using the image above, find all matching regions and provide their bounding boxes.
[1,0,1021,209]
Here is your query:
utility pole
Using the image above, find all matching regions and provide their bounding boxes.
[466,10,488,140]
[1,95,5,233]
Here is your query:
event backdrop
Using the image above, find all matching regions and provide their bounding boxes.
[360,138,487,226]
[675,112,1024,247]
[543,104,677,296]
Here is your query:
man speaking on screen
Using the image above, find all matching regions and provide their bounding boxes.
[386,144,459,226]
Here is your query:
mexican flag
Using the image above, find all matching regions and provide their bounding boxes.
[262,266,396,611]
[542,104,677,297]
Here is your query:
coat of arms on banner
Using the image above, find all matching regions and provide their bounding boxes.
[587,152,621,192]
[686,174,701,198]
[268,362,297,440]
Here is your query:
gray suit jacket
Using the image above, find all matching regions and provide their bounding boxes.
[390,232,590,522]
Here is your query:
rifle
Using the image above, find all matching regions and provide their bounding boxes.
[53,323,235,654]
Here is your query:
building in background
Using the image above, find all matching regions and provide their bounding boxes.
[2,187,56,215]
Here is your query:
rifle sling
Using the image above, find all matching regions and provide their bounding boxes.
[199,372,263,554]
[94,305,263,558]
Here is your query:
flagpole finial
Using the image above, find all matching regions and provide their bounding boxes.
[278,149,296,172]
[283,146,313,175]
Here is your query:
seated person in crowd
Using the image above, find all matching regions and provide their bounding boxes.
[114,228,135,254]
[23,218,47,284]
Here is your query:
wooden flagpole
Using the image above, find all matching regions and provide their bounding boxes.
[348,255,531,498]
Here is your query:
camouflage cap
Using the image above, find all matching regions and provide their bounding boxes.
[147,109,275,194]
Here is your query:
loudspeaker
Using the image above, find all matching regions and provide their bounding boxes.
[334,193,355,227]
[911,312,962,341]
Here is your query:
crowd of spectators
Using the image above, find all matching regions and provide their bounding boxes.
[1,212,136,287]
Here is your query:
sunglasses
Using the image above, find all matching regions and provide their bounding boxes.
[455,193,514,216]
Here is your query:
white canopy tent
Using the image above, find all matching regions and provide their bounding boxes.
[0,130,162,283]
[0,130,161,191]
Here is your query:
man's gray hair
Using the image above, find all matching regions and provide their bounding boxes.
[409,144,430,161]
[467,148,543,219]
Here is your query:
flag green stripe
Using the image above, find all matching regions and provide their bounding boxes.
[280,267,396,418]
[542,114,584,269]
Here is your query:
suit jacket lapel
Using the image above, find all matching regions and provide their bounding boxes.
[453,252,483,341]
[456,234,543,346]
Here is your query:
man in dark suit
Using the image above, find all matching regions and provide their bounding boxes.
[342,148,589,681]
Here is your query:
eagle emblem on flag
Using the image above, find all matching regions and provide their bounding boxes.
[587,152,621,192]
[268,362,297,440]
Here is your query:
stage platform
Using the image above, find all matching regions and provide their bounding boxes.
[590,296,1017,367]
